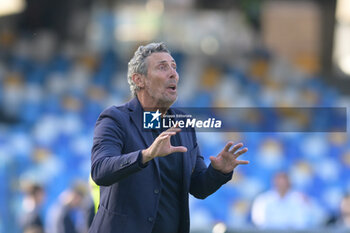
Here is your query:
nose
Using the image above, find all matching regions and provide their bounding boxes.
[169,68,178,80]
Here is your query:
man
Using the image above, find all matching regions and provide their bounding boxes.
[89,42,249,233]
[251,172,313,230]
[339,193,350,229]
[47,183,88,233]
[21,183,45,233]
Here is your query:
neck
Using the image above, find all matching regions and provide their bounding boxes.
[277,189,288,198]
[136,94,171,115]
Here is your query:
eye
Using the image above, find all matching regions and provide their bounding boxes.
[159,64,168,71]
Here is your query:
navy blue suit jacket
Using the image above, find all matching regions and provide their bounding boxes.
[89,97,233,233]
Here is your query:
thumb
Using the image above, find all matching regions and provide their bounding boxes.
[209,156,216,163]
[171,146,188,153]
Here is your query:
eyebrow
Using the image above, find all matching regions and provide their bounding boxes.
[157,60,176,65]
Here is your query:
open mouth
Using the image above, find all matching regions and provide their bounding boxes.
[167,85,176,91]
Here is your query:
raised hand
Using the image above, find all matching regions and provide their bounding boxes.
[210,142,249,174]
[142,127,187,163]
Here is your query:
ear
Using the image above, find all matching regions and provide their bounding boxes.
[132,73,145,89]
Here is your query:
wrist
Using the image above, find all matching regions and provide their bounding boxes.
[210,164,233,176]
[141,149,153,164]
[211,163,231,175]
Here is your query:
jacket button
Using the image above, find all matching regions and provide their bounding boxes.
[148,217,154,222]
[154,189,159,194]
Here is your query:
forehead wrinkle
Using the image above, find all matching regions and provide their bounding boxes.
[157,59,176,65]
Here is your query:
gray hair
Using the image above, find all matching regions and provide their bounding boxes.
[127,42,170,96]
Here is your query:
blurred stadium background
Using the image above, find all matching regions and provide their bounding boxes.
[0,0,350,232]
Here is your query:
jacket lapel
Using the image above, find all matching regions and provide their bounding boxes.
[127,97,160,173]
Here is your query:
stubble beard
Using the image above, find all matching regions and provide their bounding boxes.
[147,87,177,109]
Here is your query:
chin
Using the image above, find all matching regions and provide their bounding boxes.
[160,95,177,107]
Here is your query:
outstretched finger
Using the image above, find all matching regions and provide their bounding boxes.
[235,160,249,165]
[158,134,170,140]
[162,131,177,136]
[164,125,182,133]
[171,146,188,153]
[223,141,234,152]
[234,147,248,158]
[158,131,176,140]
[229,143,244,154]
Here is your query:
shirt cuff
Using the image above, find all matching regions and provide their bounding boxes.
[137,150,149,168]
[209,164,233,179]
